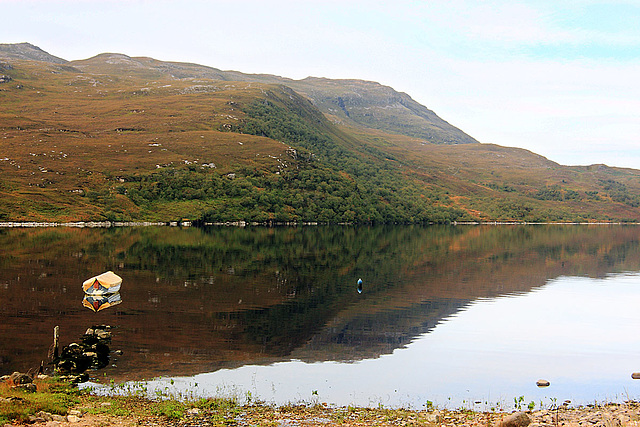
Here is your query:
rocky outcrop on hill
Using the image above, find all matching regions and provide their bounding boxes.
[292,77,480,144]
[0,42,67,64]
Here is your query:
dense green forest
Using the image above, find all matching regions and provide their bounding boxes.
[113,94,470,224]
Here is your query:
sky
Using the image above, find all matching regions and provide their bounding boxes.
[2,0,640,169]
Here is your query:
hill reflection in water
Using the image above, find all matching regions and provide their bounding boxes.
[164,272,639,408]
[1,224,640,389]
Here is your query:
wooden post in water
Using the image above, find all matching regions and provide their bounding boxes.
[53,326,59,360]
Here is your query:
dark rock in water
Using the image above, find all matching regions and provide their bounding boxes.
[58,373,89,384]
[536,379,550,387]
[83,325,112,342]
[9,371,33,385]
[497,412,531,427]
[58,343,92,373]
[55,324,112,379]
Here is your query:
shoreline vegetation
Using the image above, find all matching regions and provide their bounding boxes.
[2,221,640,228]
[2,376,640,427]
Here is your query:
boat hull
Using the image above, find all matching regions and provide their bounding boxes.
[82,271,122,295]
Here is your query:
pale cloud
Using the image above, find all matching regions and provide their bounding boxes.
[422,1,561,44]
[413,56,640,167]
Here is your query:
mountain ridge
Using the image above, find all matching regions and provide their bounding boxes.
[0,43,477,145]
[67,52,477,145]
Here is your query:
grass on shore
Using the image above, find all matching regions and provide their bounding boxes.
[3,376,638,427]
[0,376,445,426]
[0,378,81,424]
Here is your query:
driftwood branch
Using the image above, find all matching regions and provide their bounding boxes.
[53,325,59,360]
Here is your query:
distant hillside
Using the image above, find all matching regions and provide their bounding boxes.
[0,42,67,64]
[0,46,478,144]
[70,54,478,145]
[1,43,640,223]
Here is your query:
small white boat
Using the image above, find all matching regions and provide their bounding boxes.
[82,271,122,295]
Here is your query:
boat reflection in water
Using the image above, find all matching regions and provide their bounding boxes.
[82,293,122,312]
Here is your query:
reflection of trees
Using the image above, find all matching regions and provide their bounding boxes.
[118,225,467,357]
[288,225,640,362]
[2,225,640,377]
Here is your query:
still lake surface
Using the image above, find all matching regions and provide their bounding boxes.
[1,224,639,409]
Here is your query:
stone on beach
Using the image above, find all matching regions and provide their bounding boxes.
[3,372,36,392]
[67,415,81,423]
[9,371,33,385]
[497,412,531,427]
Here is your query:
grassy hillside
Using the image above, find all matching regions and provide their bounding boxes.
[70,53,479,145]
[1,44,640,223]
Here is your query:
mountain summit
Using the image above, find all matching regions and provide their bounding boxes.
[0,42,67,64]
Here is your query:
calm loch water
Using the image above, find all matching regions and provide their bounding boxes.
[1,225,639,408]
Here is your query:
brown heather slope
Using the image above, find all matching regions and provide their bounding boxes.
[1,44,640,222]
[70,53,479,145]
[0,58,297,221]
